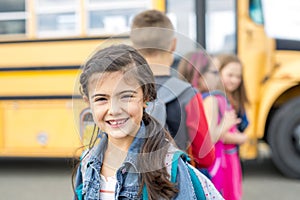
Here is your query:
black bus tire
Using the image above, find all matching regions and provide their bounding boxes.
[267,97,300,178]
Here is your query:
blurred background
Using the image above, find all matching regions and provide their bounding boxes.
[0,0,300,199]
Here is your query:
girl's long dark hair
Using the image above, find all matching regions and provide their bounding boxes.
[73,44,178,199]
[138,111,178,199]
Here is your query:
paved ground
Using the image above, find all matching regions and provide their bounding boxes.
[0,154,299,200]
[0,158,74,200]
[243,158,300,200]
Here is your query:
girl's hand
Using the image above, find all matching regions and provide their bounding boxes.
[221,110,241,134]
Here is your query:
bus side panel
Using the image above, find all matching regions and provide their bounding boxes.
[0,70,80,96]
[257,81,298,138]
[0,100,82,157]
[0,39,129,68]
[256,55,300,139]
[0,102,3,150]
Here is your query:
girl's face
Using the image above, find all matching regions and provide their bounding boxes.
[220,62,242,93]
[87,71,145,141]
[202,64,220,92]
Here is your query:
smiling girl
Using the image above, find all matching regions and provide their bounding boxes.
[73,44,223,200]
[216,54,249,133]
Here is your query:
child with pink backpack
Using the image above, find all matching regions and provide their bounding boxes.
[178,51,248,200]
[203,90,247,200]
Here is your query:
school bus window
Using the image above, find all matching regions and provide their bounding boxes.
[35,0,80,37]
[249,0,264,25]
[0,0,26,35]
[86,0,151,35]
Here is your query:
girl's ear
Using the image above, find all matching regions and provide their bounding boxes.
[83,96,90,106]
[143,98,150,108]
[170,38,177,53]
[143,102,148,108]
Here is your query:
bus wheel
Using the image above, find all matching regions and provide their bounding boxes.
[268,97,300,178]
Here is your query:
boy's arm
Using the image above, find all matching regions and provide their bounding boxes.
[185,93,215,168]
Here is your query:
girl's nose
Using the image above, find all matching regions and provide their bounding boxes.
[107,99,122,115]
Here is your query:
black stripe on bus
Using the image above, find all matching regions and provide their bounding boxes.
[276,39,300,51]
[0,35,129,44]
[0,95,82,100]
[0,65,81,72]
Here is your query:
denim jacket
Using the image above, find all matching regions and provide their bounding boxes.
[74,123,223,200]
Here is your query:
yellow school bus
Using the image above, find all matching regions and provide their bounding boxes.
[0,0,164,158]
[236,0,300,178]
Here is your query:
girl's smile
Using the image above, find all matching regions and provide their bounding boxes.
[106,118,129,128]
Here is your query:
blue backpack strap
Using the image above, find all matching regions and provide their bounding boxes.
[201,92,210,99]
[75,183,83,200]
[143,151,184,200]
[171,150,187,182]
[171,151,206,200]
[143,150,206,200]
[142,151,182,200]
[237,111,249,132]
[142,184,149,200]
[187,165,206,200]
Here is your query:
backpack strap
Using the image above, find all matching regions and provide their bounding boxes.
[171,151,206,200]
[202,90,231,120]
[143,150,206,200]
[202,90,230,108]
[146,77,191,126]
[187,165,207,200]
[75,183,83,200]
[171,151,187,182]
[157,77,191,103]
[142,184,149,200]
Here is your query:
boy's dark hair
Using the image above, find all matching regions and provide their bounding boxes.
[130,9,175,55]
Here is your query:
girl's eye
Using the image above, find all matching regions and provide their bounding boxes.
[122,94,134,99]
[94,97,107,102]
